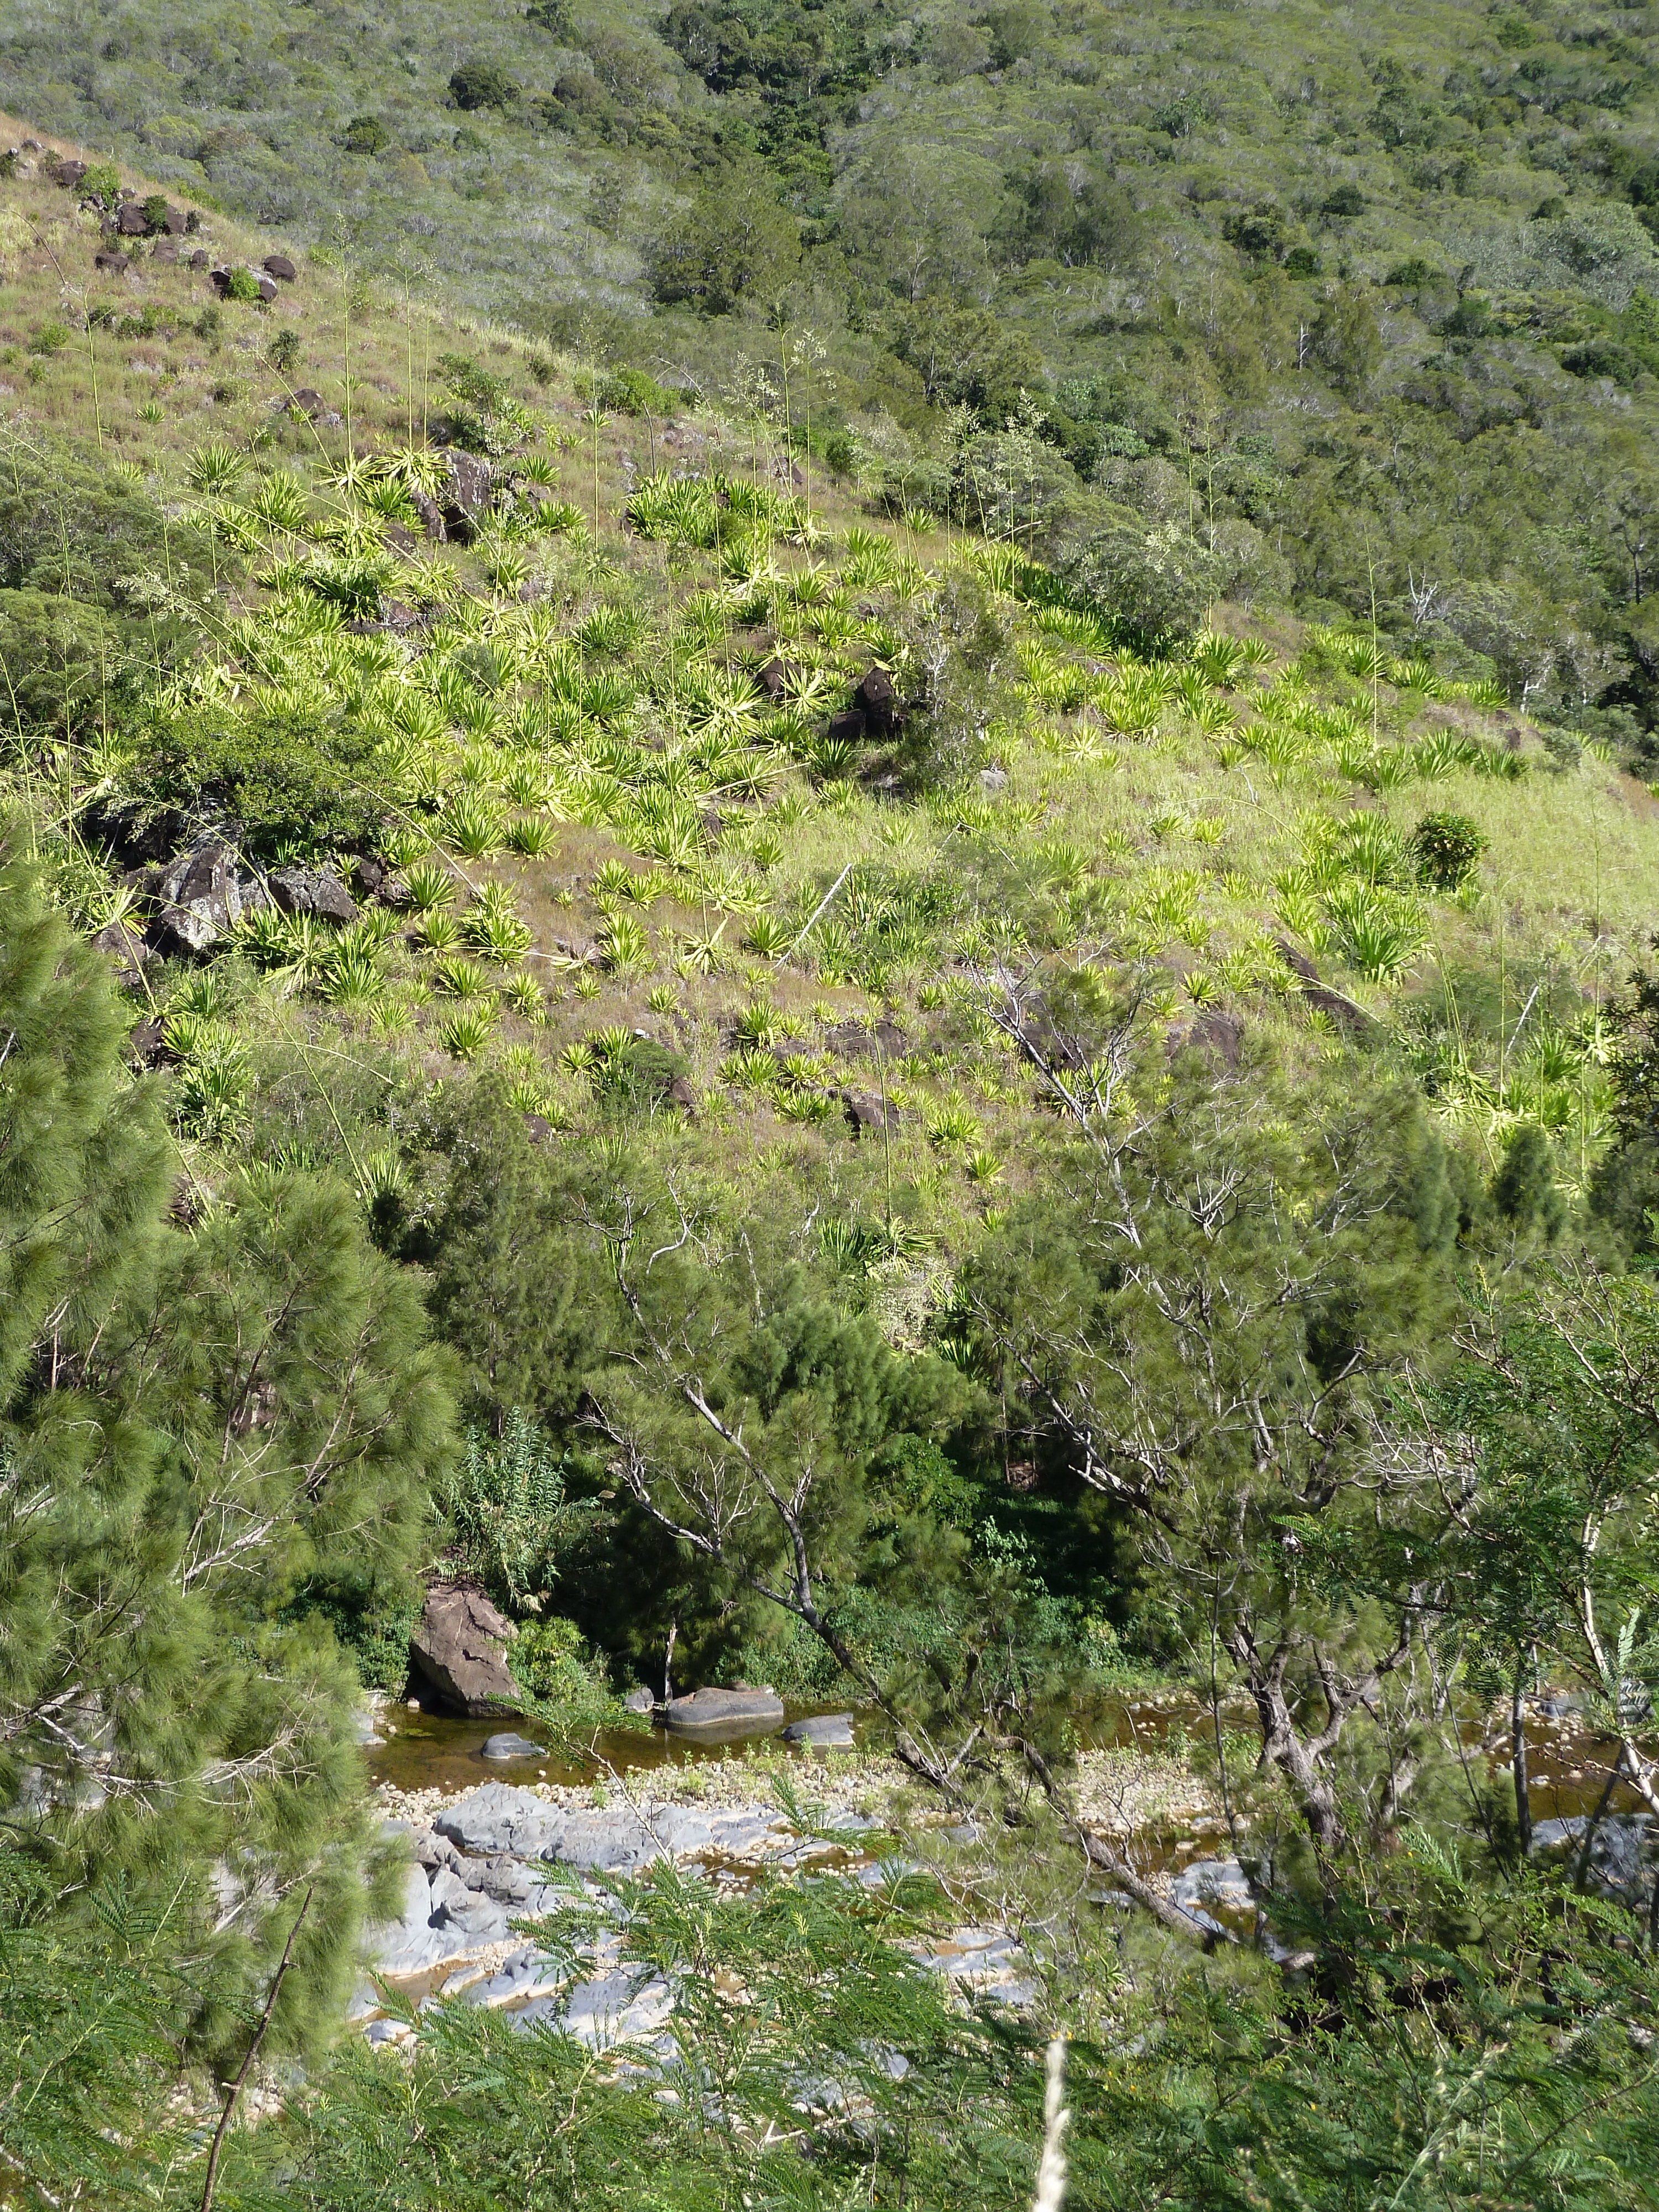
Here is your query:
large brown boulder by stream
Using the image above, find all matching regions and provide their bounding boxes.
[409,1580,520,1715]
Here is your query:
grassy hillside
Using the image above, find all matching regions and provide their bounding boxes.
[8,1,1659,776]
[1,116,1650,1211]
[7,97,1659,2212]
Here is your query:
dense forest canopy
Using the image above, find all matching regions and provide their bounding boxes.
[2,2,1659,2205]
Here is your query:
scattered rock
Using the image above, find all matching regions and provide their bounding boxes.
[269,864,357,924]
[522,1113,557,1146]
[665,1686,785,1731]
[434,448,495,542]
[115,202,149,237]
[53,157,87,189]
[91,916,147,987]
[163,205,189,236]
[150,239,178,264]
[840,1090,901,1139]
[856,666,899,736]
[666,1074,698,1117]
[757,656,797,702]
[827,706,866,744]
[782,1714,855,1748]
[189,248,208,270]
[824,1018,906,1062]
[408,1580,521,1717]
[977,765,1009,795]
[623,1685,657,1715]
[263,253,298,281]
[1167,1008,1243,1073]
[93,249,129,274]
[435,1782,565,1860]
[127,1015,165,1067]
[481,1732,545,1762]
[145,838,269,958]
[410,487,446,540]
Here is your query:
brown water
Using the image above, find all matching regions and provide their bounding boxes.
[366,1705,870,1796]
[368,1688,1637,1827]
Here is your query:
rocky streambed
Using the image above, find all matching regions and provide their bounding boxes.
[358,1766,1037,2049]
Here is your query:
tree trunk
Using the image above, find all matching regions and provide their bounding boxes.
[1511,1668,1532,1857]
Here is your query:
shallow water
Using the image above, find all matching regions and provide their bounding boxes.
[368,1687,1639,1827]
[366,1704,870,1797]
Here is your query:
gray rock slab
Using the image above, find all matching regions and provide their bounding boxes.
[782,1714,855,1747]
[435,1783,566,1860]
[434,1888,510,1940]
[665,1686,784,1730]
[482,1732,545,1761]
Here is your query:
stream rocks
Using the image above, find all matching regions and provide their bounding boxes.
[359,1777,1034,2050]
[665,1686,784,1731]
[782,1714,856,1748]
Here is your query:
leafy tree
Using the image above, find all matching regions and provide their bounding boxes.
[1063,517,1227,642]
[448,61,517,111]
[958,988,1462,1877]
[647,173,801,312]
[0,853,455,2083]
[130,696,390,857]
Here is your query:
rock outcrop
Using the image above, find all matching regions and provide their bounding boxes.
[408,1581,520,1716]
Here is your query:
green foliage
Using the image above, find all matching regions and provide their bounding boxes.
[1412,808,1488,891]
[439,1410,593,1608]
[647,171,801,312]
[440,353,536,455]
[0,860,456,2075]
[449,61,517,111]
[134,698,389,858]
[225,265,262,303]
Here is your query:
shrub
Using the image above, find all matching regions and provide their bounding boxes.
[81,162,120,207]
[598,364,677,416]
[440,1412,592,1607]
[342,115,390,155]
[225,267,262,304]
[1064,519,1225,643]
[1411,810,1486,893]
[28,321,71,356]
[440,354,535,455]
[136,701,388,857]
[450,61,517,111]
[140,192,172,235]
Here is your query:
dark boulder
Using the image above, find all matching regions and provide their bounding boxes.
[286,388,327,420]
[827,707,865,745]
[855,666,899,735]
[841,1090,900,1139]
[150,239,178,265]
[93,249,129,274]
[410,487,446,540]
[263,253,298,281]
[115,202,148,237]
[91,916,147,988]
[666,1074,697,1116]
[434,448,496,542]
[1167,1008,1243,1073]
[127,1015,165,1068]
[665,1686,784,1731]
[145,838,269,958]
[163,205,189,236]
[269,865,357,925]
[409,1580,520,1717]
[758,656,798,702]
[53,157,87,188]
[189,248,208,269]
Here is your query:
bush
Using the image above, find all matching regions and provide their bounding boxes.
[508,1615,624,1734]
[450,61,517,111]
[81,162,120,207]
[135,700,389,858]
[342,115,390,155]
[1411,811,1486,893]
[1063,519,1226,643]
[440,354,536,455]
[225,267,262,304]
[439,1412,596,1608]
[28,320,71,356]
[598,364,677,416]
[140,192,171,235]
